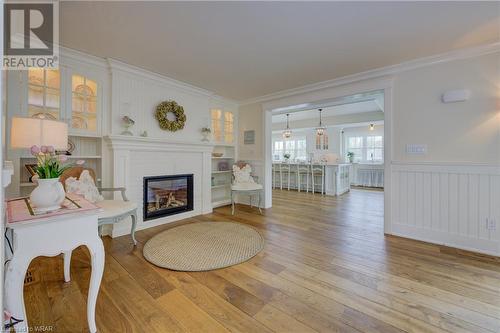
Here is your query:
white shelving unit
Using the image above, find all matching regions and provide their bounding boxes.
[211,145,235,208]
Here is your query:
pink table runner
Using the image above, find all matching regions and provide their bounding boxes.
[7,193,100,224]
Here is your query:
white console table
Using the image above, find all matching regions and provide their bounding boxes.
[4,206,104,333]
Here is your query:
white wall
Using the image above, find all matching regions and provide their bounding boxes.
[393,53,499,164]
[238,47,500,255]
[108,60,238,141]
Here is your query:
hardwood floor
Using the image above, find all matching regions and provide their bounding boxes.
[23,189,500,333]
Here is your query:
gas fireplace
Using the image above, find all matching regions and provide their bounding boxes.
[143,174,193,221]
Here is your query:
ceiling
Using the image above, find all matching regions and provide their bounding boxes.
[60,2,500,101]
[272,100,382,123]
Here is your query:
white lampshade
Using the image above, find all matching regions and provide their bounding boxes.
[10,117,68,150]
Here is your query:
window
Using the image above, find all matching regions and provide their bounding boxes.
[366,136,383,162]
[211,109,222,142]
[72,74,98,132]
[346,135,383,162]
[224,111,234,143]
[273,137,307,161]
[28,68,60,119]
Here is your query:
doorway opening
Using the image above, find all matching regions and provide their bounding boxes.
[263,83,392,233]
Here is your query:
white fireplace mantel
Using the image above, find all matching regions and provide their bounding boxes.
[104,135,215,237]
[105,135,215,152]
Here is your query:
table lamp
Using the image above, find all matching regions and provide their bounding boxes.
[10,116,69,212]
[10,116,68,150]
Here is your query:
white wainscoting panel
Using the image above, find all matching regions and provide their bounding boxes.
[391,163,500,256]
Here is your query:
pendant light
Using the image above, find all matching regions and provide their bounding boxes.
[282,113,292,139]
[369,124,375,131]
[316,108,326,136]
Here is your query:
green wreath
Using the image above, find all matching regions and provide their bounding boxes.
[155,100,186,131]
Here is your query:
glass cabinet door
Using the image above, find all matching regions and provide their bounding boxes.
[71,74,98,133]
[224,111,234,144]
[211,109,222,142]
[211,109,235,144]
[28,68,60,120]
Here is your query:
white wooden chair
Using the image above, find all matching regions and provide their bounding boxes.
[61,167,138,245]
[231,163,263,215]
[297,163,310,192]
[311,164,325,194]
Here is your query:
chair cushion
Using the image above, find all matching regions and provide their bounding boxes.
[96,200,137,219]
[65,170,104,203]
[233,164,255,184]
[231,183,263,191]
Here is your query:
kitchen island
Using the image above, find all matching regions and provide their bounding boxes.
[272,162,351,196]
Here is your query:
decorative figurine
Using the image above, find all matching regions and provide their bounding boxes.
[121,116,135,135]
[201,127,211,142]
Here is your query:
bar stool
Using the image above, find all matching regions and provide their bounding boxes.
[311,164,325,194]
[272,163,279,189]
[296,163,310,192]
[280,162,293,190]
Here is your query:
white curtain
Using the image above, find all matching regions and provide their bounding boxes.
[352,164,384,188]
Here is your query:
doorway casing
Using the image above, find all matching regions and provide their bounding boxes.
[262,76,394,234]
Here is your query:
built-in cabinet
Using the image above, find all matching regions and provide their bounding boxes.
[210,106,237,208]
[211,108,235,145]
[25,67,102,137]
[6,50,108,198]
[211,145,235,208]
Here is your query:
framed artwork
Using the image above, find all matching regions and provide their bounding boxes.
[244,130,255,145]
[25,164,38,182]
[217,161,230,171]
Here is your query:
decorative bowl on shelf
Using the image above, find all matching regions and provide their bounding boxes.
[212,153,224,158]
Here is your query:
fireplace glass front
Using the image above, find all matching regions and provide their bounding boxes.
[143,174,193,221]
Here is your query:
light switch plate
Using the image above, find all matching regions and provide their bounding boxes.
[406,144,427,155]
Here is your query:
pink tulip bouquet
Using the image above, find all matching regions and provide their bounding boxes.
[30,145,84,179]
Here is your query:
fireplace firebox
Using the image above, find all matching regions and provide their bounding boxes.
[143,174,193,221]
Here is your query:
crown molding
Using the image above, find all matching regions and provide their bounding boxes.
[59,45,108,69]
[241,42,500,106]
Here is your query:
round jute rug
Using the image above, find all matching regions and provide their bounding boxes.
[143,222,264,271]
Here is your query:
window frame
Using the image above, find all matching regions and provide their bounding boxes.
[345,134,384,163]
[272,136,307,161]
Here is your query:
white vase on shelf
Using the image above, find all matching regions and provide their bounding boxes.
[30,177,65,212]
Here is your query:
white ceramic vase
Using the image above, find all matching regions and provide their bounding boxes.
[30,177,66,212]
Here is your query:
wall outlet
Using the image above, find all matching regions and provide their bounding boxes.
[406,144,427,155]
[485,218,496,231]
[488,219,496,231]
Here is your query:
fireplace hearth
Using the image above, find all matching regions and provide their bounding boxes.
[143,174,193,221]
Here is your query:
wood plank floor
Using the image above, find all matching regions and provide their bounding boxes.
[23,189,500,333]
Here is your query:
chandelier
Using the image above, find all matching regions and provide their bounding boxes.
[316,108,326,136]
[282,113,292,138]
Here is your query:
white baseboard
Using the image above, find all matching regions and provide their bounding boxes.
[391,223,499,257]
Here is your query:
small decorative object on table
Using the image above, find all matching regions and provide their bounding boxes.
[212,152,223,158]
[55,138,75,156]
[121,116,135,135]
[140,130,148,137]
[24,164,38,182]
[201,127,211,142]
[29,145,84,213]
